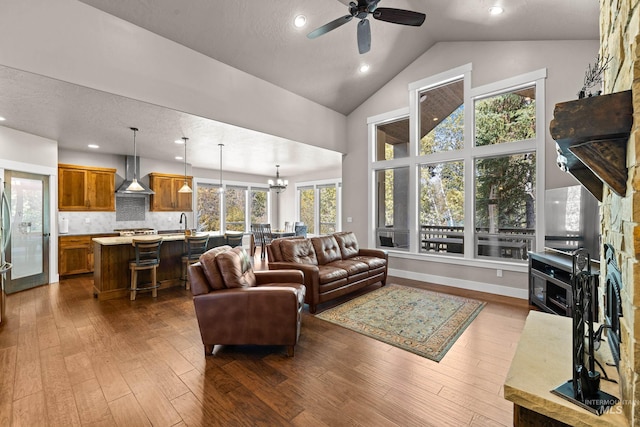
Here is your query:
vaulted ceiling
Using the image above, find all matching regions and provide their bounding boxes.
[0,1,599,177]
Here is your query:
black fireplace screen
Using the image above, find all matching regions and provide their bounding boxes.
[604,243,623,367]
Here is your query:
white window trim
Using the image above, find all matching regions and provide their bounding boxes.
[368,65,547,268]
[295,178,342,234]
[194,177,271,232]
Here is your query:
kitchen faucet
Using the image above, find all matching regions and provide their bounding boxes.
[179,212,188,234]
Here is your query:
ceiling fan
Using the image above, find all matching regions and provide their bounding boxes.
[307,0,426,54]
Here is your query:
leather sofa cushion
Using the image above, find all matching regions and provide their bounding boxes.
[317,265,348,284]
[352,255,387,270]
[270,236,305,262]
[198,245,232,291]
[334,231,360,259]
[329,259,369,276]
[215,247,256,288]
[311,235,342,265]
[281,238,318,265]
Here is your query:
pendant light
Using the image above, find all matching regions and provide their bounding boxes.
[218,143,224,193]
[126,127,145,192]
[178,137,192,193]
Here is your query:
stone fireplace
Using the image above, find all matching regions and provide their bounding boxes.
[600,0,640,424]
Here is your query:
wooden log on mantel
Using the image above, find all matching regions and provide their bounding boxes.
[550,90,632,200]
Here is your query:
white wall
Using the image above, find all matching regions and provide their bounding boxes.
[342,40,599,297]
[0,0,347,154]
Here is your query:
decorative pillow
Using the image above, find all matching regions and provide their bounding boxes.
[215,247,256,288]
[280,238,318,265]
[334,232,360,259]
[311,235,342,265]
[198,245,232,290]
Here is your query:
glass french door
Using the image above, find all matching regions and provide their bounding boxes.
[4,170,50,294]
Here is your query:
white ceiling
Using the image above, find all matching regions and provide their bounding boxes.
[0,0,598,178]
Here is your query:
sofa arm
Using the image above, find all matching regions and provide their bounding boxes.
[254,269,304,286]
[268,262,320,304]
[358,248,388,261]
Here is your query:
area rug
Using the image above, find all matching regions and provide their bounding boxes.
[316,284,485,362]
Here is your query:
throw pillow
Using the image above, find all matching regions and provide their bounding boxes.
[215,247,256,288]
[281,238,318,265]
[198,245,232,290]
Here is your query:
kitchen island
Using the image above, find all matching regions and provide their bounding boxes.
[92,232,229,300]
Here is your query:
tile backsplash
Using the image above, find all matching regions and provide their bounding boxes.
[58,210,195,235]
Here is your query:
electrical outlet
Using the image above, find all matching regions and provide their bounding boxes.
[497,269,503,277]
[347,217,353,223]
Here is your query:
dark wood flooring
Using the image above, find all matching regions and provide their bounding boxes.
[0,260,530,426]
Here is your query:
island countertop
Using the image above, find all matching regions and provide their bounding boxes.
[92,231,249,300]
[92,231,223,246]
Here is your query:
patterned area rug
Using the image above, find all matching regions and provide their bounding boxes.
[316,284,485,362]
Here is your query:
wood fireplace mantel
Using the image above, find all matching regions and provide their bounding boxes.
[550,90,632,202]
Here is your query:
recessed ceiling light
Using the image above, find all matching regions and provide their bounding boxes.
[294,15,306,28]
[432,117,438,121]
[88,144,99,149]
[0,116,5,121]
[175,139,184,144]
[175,156,183,160]
[489,6,504,15]
[359,64,370,73]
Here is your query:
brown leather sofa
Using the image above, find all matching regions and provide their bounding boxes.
[266,231,388,314]
[188,245,306,356]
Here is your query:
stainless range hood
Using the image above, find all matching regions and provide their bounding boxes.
[115,156,154,195]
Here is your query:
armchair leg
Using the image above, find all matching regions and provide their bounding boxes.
[286,345,295,357]
[204,344,214,355]
[309,304,317,314]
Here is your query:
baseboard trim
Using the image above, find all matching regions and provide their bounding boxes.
[388,268,528,300]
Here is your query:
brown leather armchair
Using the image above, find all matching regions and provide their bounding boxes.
[188,245,306,356]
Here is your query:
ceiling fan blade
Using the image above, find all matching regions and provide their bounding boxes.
[373,8,426,26]
[357,19,371,54]
[307,15,354,39]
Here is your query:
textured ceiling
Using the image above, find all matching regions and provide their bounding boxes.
[78,0,599,115]
[0,0,598,179]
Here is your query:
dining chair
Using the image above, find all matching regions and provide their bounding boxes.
[294,224,307,237]
[261,224,274,259]
[225,233,244,248]
[129,237,163,300]
[182,235,210,290]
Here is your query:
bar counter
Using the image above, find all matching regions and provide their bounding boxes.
[92,232,228,300]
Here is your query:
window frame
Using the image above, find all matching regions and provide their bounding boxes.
[295,179,342,235]
[194,178,271,233]
[368,64,546,269]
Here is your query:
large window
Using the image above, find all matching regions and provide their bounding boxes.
[196,181,269,233]
[319,184,337,235]
[196,183,221,231]
[250,188,268,224]
[225,186,247,232]
[297,181,341,236]
[370,65,545,263]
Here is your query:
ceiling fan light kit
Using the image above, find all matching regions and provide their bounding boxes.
[307,0,426,54]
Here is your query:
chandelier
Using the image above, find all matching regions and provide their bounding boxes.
[268,165,288,193]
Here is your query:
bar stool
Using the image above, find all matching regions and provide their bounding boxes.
[181,234,209,290]
[129,237,163,301]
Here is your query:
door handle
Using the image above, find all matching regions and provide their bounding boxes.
[43,233,50,237]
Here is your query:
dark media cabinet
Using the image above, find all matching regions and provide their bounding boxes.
[529,250,599,318]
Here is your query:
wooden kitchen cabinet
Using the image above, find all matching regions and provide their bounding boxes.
[58,164,116,211]
[59,234,117,276]
[149,172,193,211]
